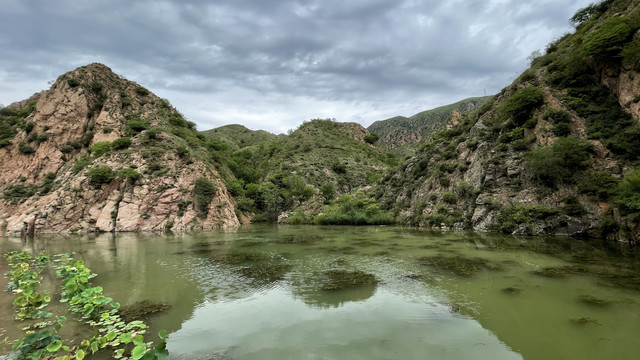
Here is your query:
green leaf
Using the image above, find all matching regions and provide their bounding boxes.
[106,331,117,341]
[45,340,62,353]
[76,349,86,360]
[131,344,147,360]
[158,329,168,340]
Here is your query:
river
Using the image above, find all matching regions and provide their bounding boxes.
[1,225,639,359]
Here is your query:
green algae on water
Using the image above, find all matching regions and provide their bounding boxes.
[321,270,378,290]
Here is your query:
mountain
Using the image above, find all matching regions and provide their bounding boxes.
[367,96,492,153]
[201,124,281,152]
[0,63,238,235]
[376,0,640,241]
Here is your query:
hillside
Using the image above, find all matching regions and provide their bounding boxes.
[0,63,239,234]
[367,96,492,153]
[200,118,397,223]
[376,0,640,242]
[201,124,281,152]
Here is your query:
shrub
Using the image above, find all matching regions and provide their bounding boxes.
[564,196,586,216]
[622,36,640,71]
[72,154,92,173]
[615,168,640,218]
[582,17,634,61]
[59,144,74,153]
[331,162,347,174]
[528,136,594,186]
[118,168,142,183]
[125,116,149,135]
[193,177,218,218]
[3,184,37,203]
[67,78,81,87]
[111,137,132,150]
[364,134,379,144]
[89,141,112,157]
[175,145,189,158]
[320,183,335,201]
[121,97,133,106]
[90,81,103,93]
[145,127,161,141]
[499,87,544,124]
[552,123,572,137]
[168,113,187,128]
[442,192,457,204]
[135,86,150,96]
[576,171,617,200]
[18,142,35,154]
[499,127,525,143]
[86,165,115,188]
[543,108,571,124]
[494,205,560,234]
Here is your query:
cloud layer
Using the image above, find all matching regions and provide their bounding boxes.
[0,0,592,133]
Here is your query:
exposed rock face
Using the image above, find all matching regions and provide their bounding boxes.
[367,97,492,151]
[0,63,239,235]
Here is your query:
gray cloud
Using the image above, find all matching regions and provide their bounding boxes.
[0,0,592,133]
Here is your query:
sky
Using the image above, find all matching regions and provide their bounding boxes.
[0,0,593,134]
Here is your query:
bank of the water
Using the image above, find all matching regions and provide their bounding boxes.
[1,226,639,359]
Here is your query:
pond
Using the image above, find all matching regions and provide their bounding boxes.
[1,225,640,359]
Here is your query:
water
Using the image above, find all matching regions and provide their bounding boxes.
[1,225,640,359]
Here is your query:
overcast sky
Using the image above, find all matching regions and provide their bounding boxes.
[0,0,592,134]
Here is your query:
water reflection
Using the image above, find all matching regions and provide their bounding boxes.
[1,226,640,359]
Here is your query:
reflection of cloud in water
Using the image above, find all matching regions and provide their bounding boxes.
[167,287,521,360]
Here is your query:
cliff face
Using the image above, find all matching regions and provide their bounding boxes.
[0,63,238,235]
[377,0,640,242]
[367,97,492,151]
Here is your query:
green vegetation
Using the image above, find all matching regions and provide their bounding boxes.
[315,193,395,225]
[3,173,57,203]
[193,177,217,218]
[498,87,544,124]
[125,116,150,136]
[321,270,378,290]
[86,165,115,188]
[494,205,560,234]
[118,168,142,183]
[111,137,132,150]
[89,141,112,157]
[615,168,640,221]
[364,134,379,144]
[582,16,634,61]
[528,136,594,186]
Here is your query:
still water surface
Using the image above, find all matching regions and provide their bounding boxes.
[1,225,640,359]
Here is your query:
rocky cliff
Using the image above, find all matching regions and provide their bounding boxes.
[0,63,239,235]
[367,96,492,152]
[377,0,640,242]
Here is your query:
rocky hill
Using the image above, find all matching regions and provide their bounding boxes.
[0,63,238,235]
[376,0,640,242]
[367,96,492,153]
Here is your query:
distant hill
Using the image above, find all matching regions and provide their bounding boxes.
[201,124,281,152]
[367,96,492,152]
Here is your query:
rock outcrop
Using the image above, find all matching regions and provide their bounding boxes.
[0,63,239,235]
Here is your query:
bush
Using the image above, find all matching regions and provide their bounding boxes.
[582,17,634,61]
[314,194,395,226]
[89,141,112,157]
[364,134,379,144]
[135,86,150,96]
[499,127,525,143]
[59,144,74,153]
[320,183,335,202]
[72,154,92,173]
[528,136,594,186]
[3,184,37,203]
[494,205,560,234]
[552,123,571,137]
[564,196,586,216]
[86,165,115,188]
[18,142,35,154]
[615,168,640,218]
[90,81,104,93]
[576,171,618,200]
[499,87,544,124]
[67,78,80,87]
[331,162,347,174]
[442,192,457,204]
[118,168,142,183]
[125,116,149,135]
[111,137,132,150]
[193,177,218,218]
